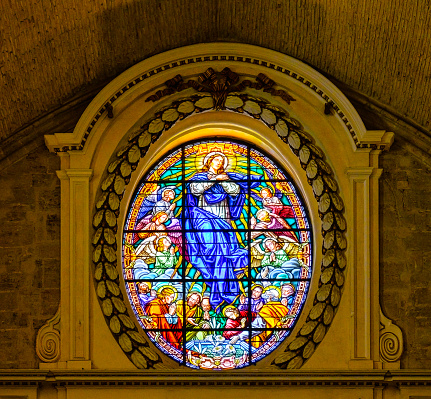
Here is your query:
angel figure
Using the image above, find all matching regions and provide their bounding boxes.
[258,187,294,219]
[152,236,179,277]
[132,186,179,244]
[131,207,185,259]
[131,235,180,280]
[251,237,308,281]
[133,211,169,244]
[137,186,177,220]
[250,208,297,242]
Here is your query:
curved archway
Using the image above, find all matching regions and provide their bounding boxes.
[92,92,346,369]
[43,44,398,373]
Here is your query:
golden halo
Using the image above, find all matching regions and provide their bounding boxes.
[250,283,264,291]
[203,151,229,170]
[222,304,238,317]
[138,281,152,289]
[192,149,237,172]
[156,285,178,301]
[263,285,282,297]
[187,291,203,301]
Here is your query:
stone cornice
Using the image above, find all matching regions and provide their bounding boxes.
[0,81,107,172]
[1,51,430,171]
[329,76,431,168]
[1,370,431,387]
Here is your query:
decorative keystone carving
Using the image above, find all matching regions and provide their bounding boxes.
[379,307,403,363]
[146,68,296,108]
[36,306,61,363]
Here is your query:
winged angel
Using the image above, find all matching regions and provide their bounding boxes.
[125,185,184,281]
[250,236,309,283]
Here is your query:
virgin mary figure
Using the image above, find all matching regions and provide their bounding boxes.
[184,151,261,309]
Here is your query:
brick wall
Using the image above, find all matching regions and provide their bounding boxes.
[0,147,60,368]
[380,138,431,368]
[0,138,430,369]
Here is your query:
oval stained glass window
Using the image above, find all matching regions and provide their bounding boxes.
[122,139,313,369]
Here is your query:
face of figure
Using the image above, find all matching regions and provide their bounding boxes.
[138,283,150,294]
[201,298,211,311]
[165,293,175,304]
[282,285,295,298]
[210,156,224,171]
[162,190,174,201]
[158,213,168,224]
[162,237,171,251]
[225,308,239,320]
[257,210,269,222]
[187,293,201,308]
[266,240,277,252]
[261,189,272,199]
[252,286,263,299]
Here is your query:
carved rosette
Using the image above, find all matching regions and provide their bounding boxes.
[379,308,403,363]
[36,306,61,363]
[92,69,347,369]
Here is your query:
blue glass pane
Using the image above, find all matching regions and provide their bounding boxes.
[122,139,313,370]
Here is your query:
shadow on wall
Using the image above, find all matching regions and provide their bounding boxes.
[0,147,61,369]
[379,137,431,369]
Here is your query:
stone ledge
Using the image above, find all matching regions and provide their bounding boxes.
[1,370,431,387]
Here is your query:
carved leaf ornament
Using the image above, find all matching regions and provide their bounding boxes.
[92,69,347,369]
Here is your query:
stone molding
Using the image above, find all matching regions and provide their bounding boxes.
[1,370,431,387]
[379,308,404,365]
[5,49,431,173]
[91,90,347,369]
[40,167,93,370]
[36,306,61,363]
[45,43,370,154]
[43,43,402,373]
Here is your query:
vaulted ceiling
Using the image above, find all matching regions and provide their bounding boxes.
[2,0,431,161]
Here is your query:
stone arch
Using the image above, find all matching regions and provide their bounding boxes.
[42,43,400,372]
[92,90,346,368]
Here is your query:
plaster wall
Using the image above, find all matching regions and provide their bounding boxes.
[1,137,430,369]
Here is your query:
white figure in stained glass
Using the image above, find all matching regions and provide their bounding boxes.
[123,139,313,369]
[185,152,261,309]
[189,153,240,220]
[259,187,294,219]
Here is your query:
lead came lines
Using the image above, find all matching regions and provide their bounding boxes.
[123,138,313,369]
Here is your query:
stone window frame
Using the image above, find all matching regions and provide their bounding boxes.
[40,43,402,372]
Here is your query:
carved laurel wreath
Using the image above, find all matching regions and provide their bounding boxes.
[92,85,347,369]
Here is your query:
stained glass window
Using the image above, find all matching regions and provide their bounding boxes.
[122,139,313,369]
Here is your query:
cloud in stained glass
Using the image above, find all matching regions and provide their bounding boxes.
[122,138,313,370]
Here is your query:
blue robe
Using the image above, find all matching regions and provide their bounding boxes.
[185,172,261,308]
